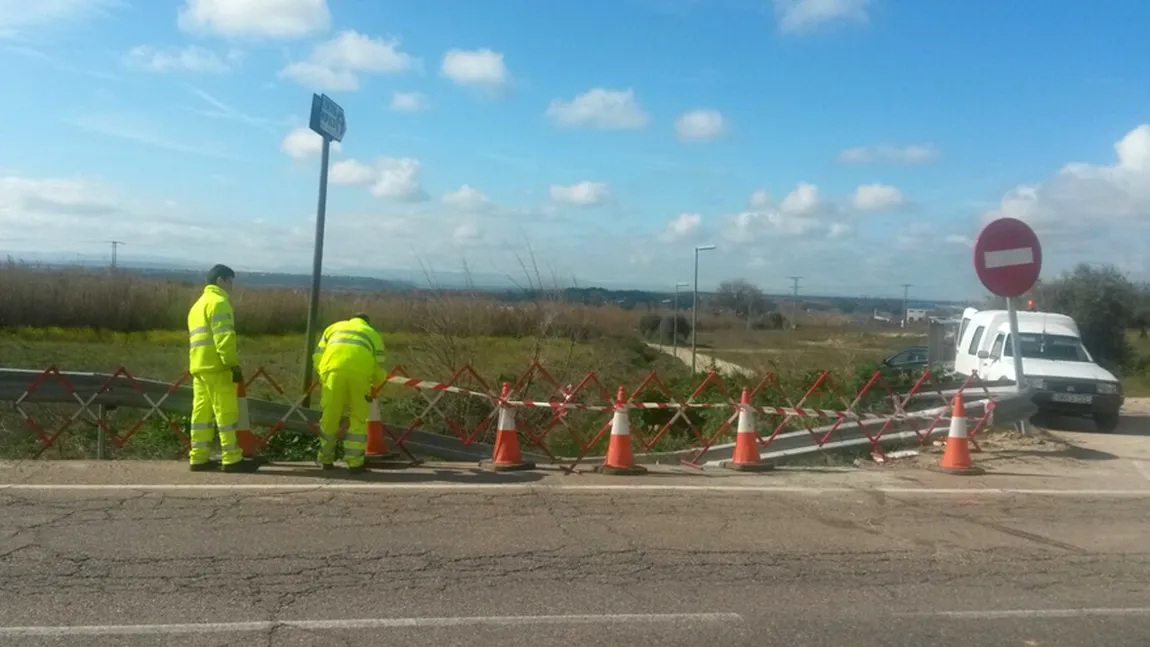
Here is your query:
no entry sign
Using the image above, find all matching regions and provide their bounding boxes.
[974,217,1042,297]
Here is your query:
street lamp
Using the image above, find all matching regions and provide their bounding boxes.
[672,282,689,355]
[691,245,716,373]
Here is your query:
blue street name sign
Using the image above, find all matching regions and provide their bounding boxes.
[308,93,346,142]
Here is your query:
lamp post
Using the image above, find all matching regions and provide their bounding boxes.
[691,245,716,373]
[672,281,689,356]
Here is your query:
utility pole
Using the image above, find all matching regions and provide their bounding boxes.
[107,240,125,269]
[787,276,801,330]
[901,283,912,327]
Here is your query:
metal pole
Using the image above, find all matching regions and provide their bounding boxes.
[691,249,699,374]
[1005,296,1032,435]
[96,404,106,460]
[301,136,332,407]
[901,283,911,327]
[672,285,679,356]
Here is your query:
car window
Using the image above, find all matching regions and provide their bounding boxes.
[1002,333,1090,362]
[990,334,1004,358]
[910,349,927,362]
[967,325,985,355]
[887,351,909,364]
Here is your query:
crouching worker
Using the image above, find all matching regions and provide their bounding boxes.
[312,313,387,472]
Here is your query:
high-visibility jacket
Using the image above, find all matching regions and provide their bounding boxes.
[187,285,239,373]
[313,318,386,390]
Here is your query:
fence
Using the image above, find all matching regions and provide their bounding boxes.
[0,361,1030,468]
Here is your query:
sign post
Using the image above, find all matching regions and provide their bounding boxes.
[301,93,347,407]
[973,217,1043,434]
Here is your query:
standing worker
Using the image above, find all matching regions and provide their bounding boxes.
[187,264,261,473]
[312,313,387,472]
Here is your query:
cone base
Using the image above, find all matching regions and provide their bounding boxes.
[723,460,775,472]
[932,464,986,476]
[595,464,648,476]
[480,459,537,472]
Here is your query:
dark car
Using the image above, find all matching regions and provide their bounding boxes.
[881,346,929,370]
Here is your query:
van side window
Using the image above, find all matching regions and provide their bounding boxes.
[958,318,970,344]
[967,325,985,355]
[990,334,1005,358]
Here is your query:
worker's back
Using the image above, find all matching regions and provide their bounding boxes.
[316,318,384,379]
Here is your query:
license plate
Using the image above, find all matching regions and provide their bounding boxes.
[1051,393,1092,404]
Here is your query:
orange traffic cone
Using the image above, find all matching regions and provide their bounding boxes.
[235,381,260,457]
[597,386,648,476]
[488,382,536,472]
[364,394,406,468]
[724,388,774,472]
[937,395,985,475]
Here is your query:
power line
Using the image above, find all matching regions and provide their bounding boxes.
[787,276,801,330]
[901,283,910,326]
[107,240,125,269]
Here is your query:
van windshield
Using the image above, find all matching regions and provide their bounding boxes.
[1002,333,1089,362]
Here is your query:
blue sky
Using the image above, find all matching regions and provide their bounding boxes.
[2,0,1149,299]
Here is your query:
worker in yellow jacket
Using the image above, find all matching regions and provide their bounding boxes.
[186,264,261,473]
[312,313,387,471]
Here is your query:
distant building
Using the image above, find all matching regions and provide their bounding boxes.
[906,308,928,323]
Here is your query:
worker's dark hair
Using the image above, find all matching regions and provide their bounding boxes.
[351,312,371,325]
[206,264,235,286]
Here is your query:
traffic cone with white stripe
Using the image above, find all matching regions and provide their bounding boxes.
[235,381,259,458]
[596,386,647,476]
[364,394,405,468]
[487,382,535,472]
[937,395,985,475]
[724,388,774,472]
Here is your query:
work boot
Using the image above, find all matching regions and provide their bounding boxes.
[318,463,335,471]
[189,460,219,472]
[346,464,368,474]
[221,458,262,473]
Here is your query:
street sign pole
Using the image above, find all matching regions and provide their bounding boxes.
[973,217,1043,436]
[301,135,331,408]
[301,93,346,407]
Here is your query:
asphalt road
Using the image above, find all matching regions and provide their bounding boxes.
[2,466,1150,646]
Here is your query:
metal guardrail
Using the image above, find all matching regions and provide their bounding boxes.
[0,368,1037,465]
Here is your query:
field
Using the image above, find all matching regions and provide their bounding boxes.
[2,263,1149,461]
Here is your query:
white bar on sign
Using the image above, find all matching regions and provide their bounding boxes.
[983,246,1034,269]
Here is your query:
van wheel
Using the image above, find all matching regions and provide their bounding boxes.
[1093,412,1120,433]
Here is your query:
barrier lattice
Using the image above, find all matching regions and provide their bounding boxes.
[5,361,999,466]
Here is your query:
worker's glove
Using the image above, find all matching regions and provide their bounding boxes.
[364,394,374,403]
[231,366,244,384]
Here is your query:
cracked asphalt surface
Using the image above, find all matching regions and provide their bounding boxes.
[2,465,1150,645]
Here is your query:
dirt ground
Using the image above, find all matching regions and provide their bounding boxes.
[884,397,1150,474]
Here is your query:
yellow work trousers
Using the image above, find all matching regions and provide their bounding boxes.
[189,370,242,467]
[317,370,370,468]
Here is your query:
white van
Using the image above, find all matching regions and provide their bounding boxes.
[953,308,1124,431]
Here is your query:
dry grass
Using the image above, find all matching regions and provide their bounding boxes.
[697,326,928,377]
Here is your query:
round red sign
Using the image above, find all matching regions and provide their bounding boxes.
[973,217,1042,298]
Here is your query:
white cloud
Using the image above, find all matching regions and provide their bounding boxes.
[329,157,427,202]
[329,159,375,185]
[779,182,822,218]
[837,144,939,165]
[440,48,510,92]
[124,45,242,73]
[550,181,610,207]
[280,127,341,159]
[773,0,870,34]
[851,183,906,212]
[546,89,649,130]
[177,0,330,39]
[451,223,481,246]
[983,123,1150,230]
[279,29,417,91]
[675,109,726,142]
[662,212,702,241]
[442,185,491,212]
[0,0,120,38]
[0,175,120,217]
[828,222,851,238]
[748,189,771,209]
[390,91,428,112]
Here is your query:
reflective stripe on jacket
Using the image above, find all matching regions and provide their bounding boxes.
[313,318,386,389]
[188,285,239,373]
